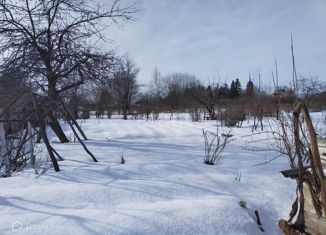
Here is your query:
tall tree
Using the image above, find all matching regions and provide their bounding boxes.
[162,73,195,119]
[297,76,325,105]
[229,80,237,98]
[147,68,163,119]
[235,78,242,95]
[0,0,137,142]
[229,78,241,98]
[110,56,140,120]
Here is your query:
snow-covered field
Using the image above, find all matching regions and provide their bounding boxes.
[2,113,321,235]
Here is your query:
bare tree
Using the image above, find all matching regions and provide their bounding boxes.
[184,81,217,121]
[137,92,155,120]
[297,76,325,106]
[0,0,137,142]
[149,68,163,120]
[91,88,112,118]
[162,73,195,119]
[110,56,140,120]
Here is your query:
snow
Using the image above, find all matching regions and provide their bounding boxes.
[0,114,302,235]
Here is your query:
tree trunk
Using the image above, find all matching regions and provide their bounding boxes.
[49,112,69,143]
[48,82,69,143]
[28,121,35,166]
[123,104,128,120]
[123,113,127,120]
[0,111,10,177]
[32,95,60,172]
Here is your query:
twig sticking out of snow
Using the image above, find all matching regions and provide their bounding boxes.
[255,210,265,232]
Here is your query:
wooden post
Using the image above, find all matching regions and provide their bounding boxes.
[254,210,264,232]
[32,96,60,172]
[54,99,97,162]
[49,145,63,161]
[59,98,88,140]
[293,102,305,232]
[28,121,35,166]
[66,118,97,162]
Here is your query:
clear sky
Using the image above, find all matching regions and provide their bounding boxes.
[107,0,326,87]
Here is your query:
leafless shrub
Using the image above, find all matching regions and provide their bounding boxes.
[0,127,36,177]
[219,106,245,127]
[202,127,233,165]
[110,56,140,120]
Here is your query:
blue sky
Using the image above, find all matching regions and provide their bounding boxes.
[107,0,326,86]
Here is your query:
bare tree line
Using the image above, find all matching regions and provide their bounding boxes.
[89,66,325,124]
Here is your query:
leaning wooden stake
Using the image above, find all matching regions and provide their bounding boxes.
[291,35,298,100]
[292,103,305,231]
[254,210,264,232]
[66,118,98,162]
[28,121,35,166]
[53,99,97,162]
[32,95,60,172]
[49,145,64,161]
[59,98,88,140]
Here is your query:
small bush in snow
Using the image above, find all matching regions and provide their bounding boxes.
[0,124,37,177]
[202,127,232,165]
[239,200,247,208]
